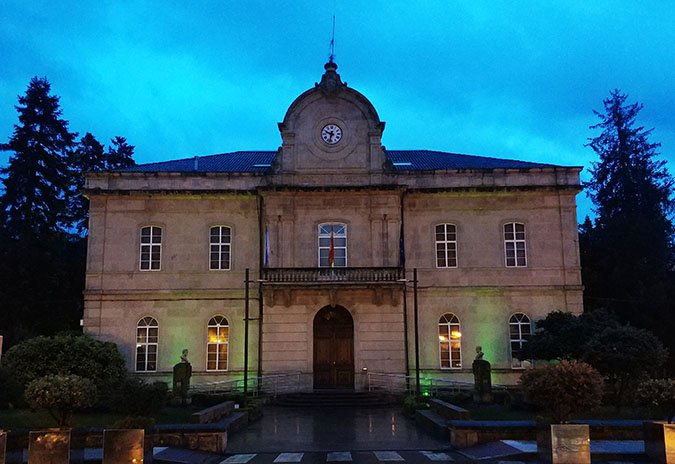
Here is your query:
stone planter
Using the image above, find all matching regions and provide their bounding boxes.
[644,421,675,463]
[537,423,590,463]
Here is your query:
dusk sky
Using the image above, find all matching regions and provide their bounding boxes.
[2,1,674,220]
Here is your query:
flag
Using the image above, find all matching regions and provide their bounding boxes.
[399,222,406,267]
[264,226,270,268]
[328,229,335,267]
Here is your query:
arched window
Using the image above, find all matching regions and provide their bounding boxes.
[439,313,462,369]
[136,317,158,372]
[207,315,229,371]
[140,226,162,271]
[509,312,532,368]
[318,223,347,267]
[504,222,527,267]
[210,226,232,270]
[435,223,457,268]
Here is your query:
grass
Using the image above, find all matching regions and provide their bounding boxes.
[0,406,200,429]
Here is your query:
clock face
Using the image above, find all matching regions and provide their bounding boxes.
[321,124,342,145]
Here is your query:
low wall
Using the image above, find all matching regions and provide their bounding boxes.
[449,420,644,448]
[6,423,231,454]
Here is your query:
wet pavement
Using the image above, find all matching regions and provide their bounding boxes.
[226,406,454,454]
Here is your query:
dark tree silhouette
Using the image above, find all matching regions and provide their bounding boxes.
[69,134,135,234]
[0,77,76,239]
[0,77,135,348]
[581,90,675,356]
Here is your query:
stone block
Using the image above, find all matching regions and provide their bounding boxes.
[28,430,70,464]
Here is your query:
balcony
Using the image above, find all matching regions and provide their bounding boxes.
[261,267,404,286]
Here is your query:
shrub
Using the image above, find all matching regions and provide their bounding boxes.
[109,377,168,417]
[24,374,97,427]
[0,365,25,409]
[519,360,603,423]
[636,378,675,423]
[583,326,668,407]
[1,334,126,392]
[402,395,428,417]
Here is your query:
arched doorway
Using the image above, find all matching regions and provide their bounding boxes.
[313,305,354,389]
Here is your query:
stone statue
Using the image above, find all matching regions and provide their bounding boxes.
[173,349,192,405]
[472,346,492,403]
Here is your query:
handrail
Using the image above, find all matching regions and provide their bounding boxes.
[190,372,305,397]
[367,372,508,396]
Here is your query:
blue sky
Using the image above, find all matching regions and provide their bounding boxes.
[2,1,674,220]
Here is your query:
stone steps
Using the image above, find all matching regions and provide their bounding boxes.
[273,390,392,408]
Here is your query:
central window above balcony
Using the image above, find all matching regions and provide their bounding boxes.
[318,223,347,267]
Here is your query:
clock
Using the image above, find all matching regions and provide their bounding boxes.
[321,124,342,145]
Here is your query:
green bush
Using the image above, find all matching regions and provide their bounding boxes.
[519,360,603,423]
[1,334,126,392]
[636,378,675,423]
[402,395,428,417]
[0,365,25,409]
[109,377,168,417]
[24,374,97,427]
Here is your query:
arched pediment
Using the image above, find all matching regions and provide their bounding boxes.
[273,62,387,181]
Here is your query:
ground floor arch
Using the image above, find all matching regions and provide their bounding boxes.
[313,305,354,389]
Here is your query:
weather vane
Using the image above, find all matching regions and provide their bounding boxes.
[329,12,336,63]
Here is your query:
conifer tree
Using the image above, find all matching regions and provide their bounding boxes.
[0,77,76,240]
[106,136,135,170]
[582,90,675,349]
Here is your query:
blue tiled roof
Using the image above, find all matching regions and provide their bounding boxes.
[386,150,556,170]
[118,149,557,173]
[119,151,277,173]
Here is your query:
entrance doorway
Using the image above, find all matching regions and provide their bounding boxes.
[313,305,354,389]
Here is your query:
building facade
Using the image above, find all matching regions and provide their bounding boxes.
[83,62,583,388]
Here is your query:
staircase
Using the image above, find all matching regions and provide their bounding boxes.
[273,390,393,408]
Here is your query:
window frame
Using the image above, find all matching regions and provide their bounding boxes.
[209,225,232,271]
[509,312,532,368]
[139,225,163,271]
[135,316,158,372]
[438,313,462,369]
[435,223,458,268]
[503,222,527,267]
[206,315,229,372]
[317,222,347,267]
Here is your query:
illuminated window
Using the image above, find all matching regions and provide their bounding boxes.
[439,313,461,369]
[210,226,231,270]
[207,315,229,371]
[435,223,457,268]
[504,222,527,267]
[136,317,158,372]
[509,312,532,368]
[140,226,162,271]
[318,223,347,267]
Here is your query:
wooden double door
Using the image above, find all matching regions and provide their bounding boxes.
[313,305,354,389]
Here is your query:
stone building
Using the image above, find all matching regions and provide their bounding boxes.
[83,62,583,389]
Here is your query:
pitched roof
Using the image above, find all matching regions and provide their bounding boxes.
[119,151,277,173]
[118,149,557,173]
[386,150,556,170]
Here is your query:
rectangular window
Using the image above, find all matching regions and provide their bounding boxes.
[210,226,232,270]
[504,222,527,267]
[140,226,162,271]
[318,223,347,267]
[435,224,457,268]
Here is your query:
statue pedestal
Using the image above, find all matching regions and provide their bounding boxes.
[173,362,192,405]
[472,359,492,403]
